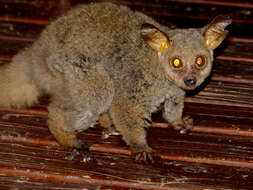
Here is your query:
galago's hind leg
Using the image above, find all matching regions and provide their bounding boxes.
[47,102,94,162]
[46,55,114,162]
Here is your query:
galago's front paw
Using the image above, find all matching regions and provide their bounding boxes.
[101,126,120,139]
[65,141,94,163]
[131,144,159,164]
[172,115,193,134]
[71,148,94,163]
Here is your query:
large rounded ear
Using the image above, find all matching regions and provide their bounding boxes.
[141,23,169,52]
[204,15,232,49]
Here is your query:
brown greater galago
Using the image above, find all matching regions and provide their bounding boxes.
[0,2,231,162]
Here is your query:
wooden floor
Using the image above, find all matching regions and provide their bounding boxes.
[0,0,253,189]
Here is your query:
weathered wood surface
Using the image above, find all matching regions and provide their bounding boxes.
[0,0,253,189]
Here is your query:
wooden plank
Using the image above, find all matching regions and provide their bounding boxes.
[1,114,253,165]
[118,0,253,21]
[0,140,253,189]
[1,115,253,189]
[0,0,252,39]
[212,74,253,85]
[0,39,30,56]
[0,21,43,39]
[0,166,216,190]
[0,175,101,190]
[0,0,72,21]
[213,60,253,77]
[221,41,253,59]
[163,0,253,8]
[191,81,253,106]
[1,0,253,8]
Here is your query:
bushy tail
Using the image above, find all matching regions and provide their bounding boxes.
[0,51,40,108]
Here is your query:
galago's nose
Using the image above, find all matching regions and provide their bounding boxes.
[184,77,196,87]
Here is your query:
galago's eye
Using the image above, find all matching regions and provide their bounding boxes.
[170,58,183,71]
[195,56,207,70]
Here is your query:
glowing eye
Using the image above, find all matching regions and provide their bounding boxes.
[195,56,206,69]
[170,58,183,70]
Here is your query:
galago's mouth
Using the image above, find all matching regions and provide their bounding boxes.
[182,77,197,90]
[183,85,197,91]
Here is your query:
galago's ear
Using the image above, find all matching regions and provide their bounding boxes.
[204,15,232,49]
[141,23,169,52]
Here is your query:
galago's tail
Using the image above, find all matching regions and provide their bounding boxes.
[0,51,40,108]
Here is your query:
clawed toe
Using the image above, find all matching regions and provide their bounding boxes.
[101,129,120,139]
[66,147,94,163]
[172,115,193,134]
[78,149,94,163]
[133,150,158,164]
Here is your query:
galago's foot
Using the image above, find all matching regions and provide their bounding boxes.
[101,126,120,139]
[131,144,159,164]
[65,141,94,163]
[172,115,193,134]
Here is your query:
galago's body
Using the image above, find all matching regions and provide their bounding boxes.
[0,2,231,162]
